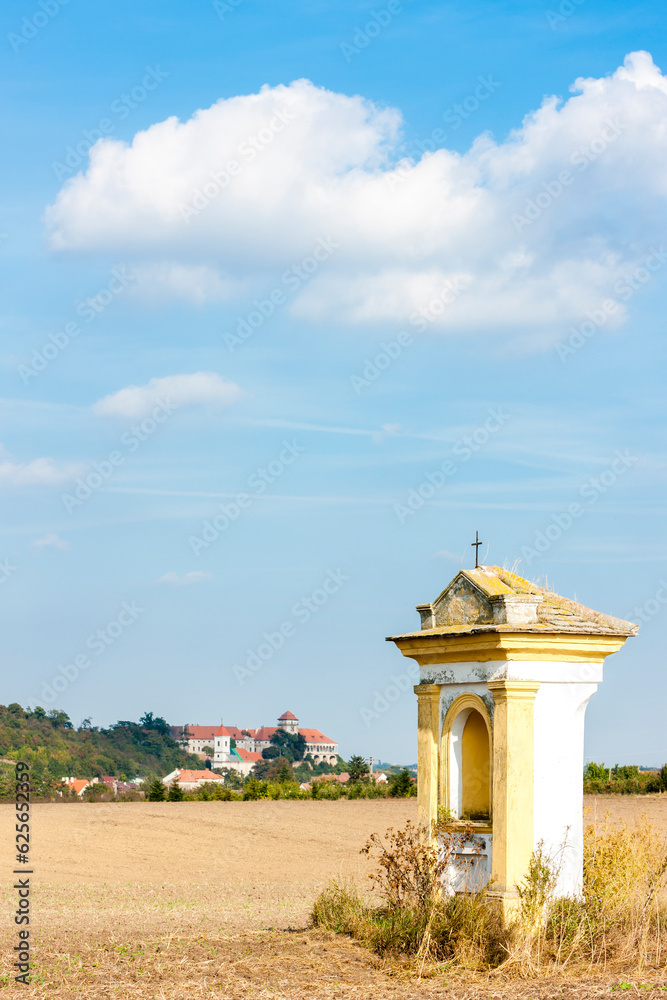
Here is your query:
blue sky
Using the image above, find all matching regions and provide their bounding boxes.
[1,0,666,764]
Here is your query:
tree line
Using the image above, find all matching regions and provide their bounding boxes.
[0,703,203,797]
[583,761,667,794]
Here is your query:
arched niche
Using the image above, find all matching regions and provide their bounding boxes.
[441,694,492,822]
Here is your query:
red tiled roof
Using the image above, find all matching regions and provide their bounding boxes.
[225,726,257,740]
[299,728,336,744]
[174,769,225,781]
[116,781,139,792]
[234,749,262,762]
[253,726,277,741]
[278,710,298,720]
[64,778,90,794]
[224,726,245,740]
[175,725,230,740]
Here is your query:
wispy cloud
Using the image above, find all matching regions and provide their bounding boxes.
[32,533,70,551]
[129,263,242,305]
[0,446,83,488]
[92,372,243,419]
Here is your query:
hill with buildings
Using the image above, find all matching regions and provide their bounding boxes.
[170,709,340,776]
[0,703,203,794]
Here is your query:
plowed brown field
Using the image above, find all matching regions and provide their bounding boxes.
[0,795,665,998]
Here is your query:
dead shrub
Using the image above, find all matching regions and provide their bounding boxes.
[314,820,506,970]
[315,815,667,977]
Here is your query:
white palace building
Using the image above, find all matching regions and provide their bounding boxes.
[170,710,339,770]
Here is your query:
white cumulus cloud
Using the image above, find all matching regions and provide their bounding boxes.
[129,263,242,305]
[157,571,212,586]
[32,533,70,551]
[0,446,84,488]
[92,372,243,419]
[45,54,667,348]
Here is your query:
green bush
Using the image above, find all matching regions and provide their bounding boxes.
[583,762,666,796]
[278,781,303,799]
[243,778,271,800]
[311,780,342,800]
[82,782,114,801]
[345,781,368,799]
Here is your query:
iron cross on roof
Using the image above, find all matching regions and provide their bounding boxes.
[471,530,482,569]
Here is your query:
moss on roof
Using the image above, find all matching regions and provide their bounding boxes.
[388,565,638,640]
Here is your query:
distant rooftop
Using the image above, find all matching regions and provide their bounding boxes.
[388,566,638,640]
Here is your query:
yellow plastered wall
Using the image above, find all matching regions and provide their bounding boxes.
[414,683,440,842]
[461,710,491,819]
[488,679,540,909]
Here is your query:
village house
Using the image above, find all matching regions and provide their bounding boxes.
[162,768,227,792]
[61,777,91,797]
[98,775,143,795]
[227,748,263,776]
[60,776,144,797]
